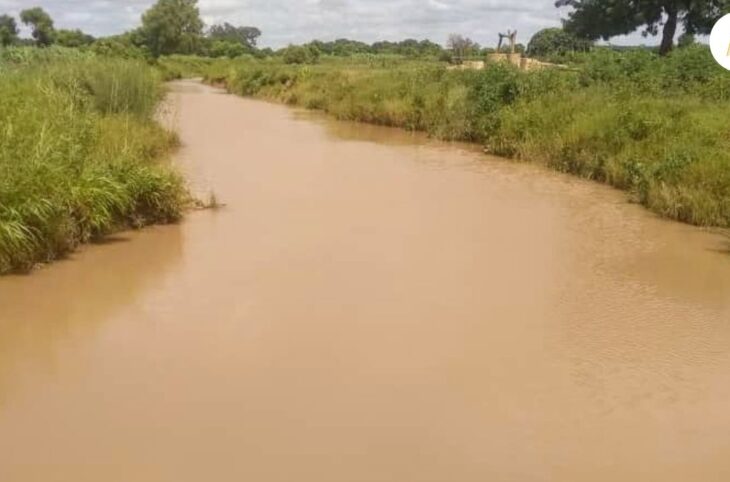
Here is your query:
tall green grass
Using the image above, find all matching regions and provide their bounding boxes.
[0,51,186,274]
[202,47,730,227]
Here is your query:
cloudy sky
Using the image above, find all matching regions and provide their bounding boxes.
[0,0,653,49]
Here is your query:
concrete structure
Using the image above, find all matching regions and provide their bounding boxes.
[446,54,562,73]
[485,53,558,72]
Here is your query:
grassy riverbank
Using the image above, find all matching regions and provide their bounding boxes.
[0,48,186,274]
[196,48,730,228]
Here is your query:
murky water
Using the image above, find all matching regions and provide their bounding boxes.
[1,80,729,482]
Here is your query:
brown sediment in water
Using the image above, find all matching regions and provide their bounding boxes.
[1,80,729,482]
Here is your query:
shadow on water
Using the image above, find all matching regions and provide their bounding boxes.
[0,225,184,407]
[90,235,132,245]
[706,229,730,255]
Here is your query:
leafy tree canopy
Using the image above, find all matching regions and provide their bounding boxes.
[208,23,261,48]
[139,0,204,57]
[556,0,729,55]
[20,7,55,46]
[370,39,443,57]
[527,27,592,57]
[0,14,19,46]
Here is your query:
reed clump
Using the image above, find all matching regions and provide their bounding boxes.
[0,51,186,273]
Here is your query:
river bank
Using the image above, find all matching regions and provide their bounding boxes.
[0,51,187,274]
[186,48,730,228]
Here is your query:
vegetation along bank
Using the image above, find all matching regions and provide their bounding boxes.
[182,47,730,229]
[0,48,187,274]
[2,0,729,276]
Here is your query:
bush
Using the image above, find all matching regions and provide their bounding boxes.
[89,38,148,59]
[209,40,248,58]
[281,45,320,64]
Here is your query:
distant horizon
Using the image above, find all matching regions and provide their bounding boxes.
[0,0,697,50]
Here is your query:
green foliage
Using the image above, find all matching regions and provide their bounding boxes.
[447,34,480,60]
[297,38,444,59]
[677,32,696,48]
[90,37,148,59]
[0,14,19,46]
[208,23,261,48]
[0,55,186,273]
[281,44,320,64]
[308,38,370,56]
[370,39,443,57]
[0,45,89,65]
[139,0,204,57]
[20,7,55,46]
[208,40,249,58]
[527,28,592,58]
[206,47,730,227]
[156,54,216,80]
[556,0,725,55]
[55,29,95,48]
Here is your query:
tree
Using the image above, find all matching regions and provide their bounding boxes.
[56,29,94,48]
[527,28,592,57]
[208,23,261,48]
[138,0,204,57]
[556,0,728,55]
[20,7,55,47]
[0,14,18,46]
[447,34,479,61]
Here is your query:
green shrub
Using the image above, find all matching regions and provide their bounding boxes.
[281,45,320,64]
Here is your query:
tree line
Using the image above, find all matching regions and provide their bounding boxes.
[2,0,728,58]
[0,0,262,58]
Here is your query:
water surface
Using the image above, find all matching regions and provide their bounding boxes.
[1,80,729,482]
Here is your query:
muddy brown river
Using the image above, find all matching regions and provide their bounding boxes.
[1,80,730,482]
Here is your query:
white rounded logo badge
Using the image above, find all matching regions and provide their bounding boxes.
[710,14,730,70]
